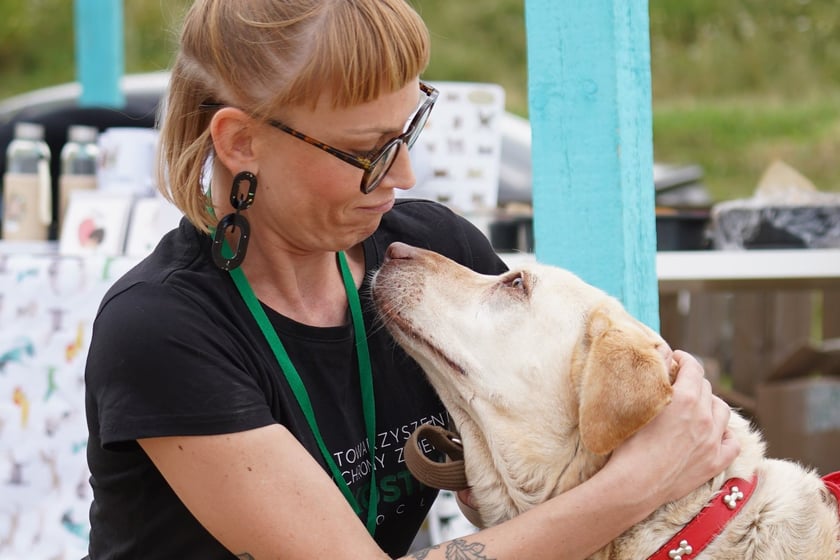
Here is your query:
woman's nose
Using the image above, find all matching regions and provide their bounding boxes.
[381,144,417,191]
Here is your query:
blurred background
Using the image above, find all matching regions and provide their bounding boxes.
[0,4,838,555]
[1,0,839,201]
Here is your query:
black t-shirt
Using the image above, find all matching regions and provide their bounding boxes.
[84,199,507,559]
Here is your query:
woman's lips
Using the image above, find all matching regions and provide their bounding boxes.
[359,196,395,214]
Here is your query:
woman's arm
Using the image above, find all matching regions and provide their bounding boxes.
[140,350,737,560]
[140,425,390,560]
[142,423,640,560]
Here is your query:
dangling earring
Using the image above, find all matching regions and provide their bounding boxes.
[212,171,258,270]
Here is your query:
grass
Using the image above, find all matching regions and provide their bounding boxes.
[1,0,839,202]
[415,0,840,201]
[0,0,189,99]
[415,0,529,117]
[645,0,840,200]
[653,95,840,200]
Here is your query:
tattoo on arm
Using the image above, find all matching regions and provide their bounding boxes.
[408,538,496,560]
[235,554,255,560]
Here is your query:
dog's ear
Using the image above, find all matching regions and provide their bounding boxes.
[577,305,673,455]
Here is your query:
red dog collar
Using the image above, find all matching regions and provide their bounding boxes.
[647,476,757,560]
[648,472,840,559]
[823,471,840,515]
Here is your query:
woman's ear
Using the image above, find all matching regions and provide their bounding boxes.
[209,107,259,174]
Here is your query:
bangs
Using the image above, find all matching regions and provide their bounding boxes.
[273,0,430,110]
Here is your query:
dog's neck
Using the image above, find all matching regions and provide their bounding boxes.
[451,405,609,527]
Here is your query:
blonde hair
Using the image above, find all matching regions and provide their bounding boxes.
[157,0,430,232]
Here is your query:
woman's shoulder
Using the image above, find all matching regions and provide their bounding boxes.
[99,218,221,317]
[377,198,469,248]
[370,199,506,274]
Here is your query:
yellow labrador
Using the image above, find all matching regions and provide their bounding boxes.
[371,242,840,560]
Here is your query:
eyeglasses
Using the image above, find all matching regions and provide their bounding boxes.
[201,82,438,194]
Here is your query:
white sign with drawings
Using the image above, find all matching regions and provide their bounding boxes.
[401,81,506,214]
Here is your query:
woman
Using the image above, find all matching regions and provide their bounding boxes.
[84,1,738,558]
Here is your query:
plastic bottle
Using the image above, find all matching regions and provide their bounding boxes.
[1,122,52,240]
[58,125,100,232]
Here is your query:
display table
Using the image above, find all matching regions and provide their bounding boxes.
[0,248,139,559]
[655,248,840,292]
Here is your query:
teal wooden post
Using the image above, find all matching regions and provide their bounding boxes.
[524,0,659,330]
[75,0,125,107]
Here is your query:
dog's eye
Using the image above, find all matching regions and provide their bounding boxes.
[503,272,526,291]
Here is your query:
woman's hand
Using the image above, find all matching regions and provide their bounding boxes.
[607,350,740,505]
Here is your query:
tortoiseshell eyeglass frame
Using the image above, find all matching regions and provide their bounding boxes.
[199,81,439,194]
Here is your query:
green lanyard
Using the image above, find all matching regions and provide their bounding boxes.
[227,249,378,535]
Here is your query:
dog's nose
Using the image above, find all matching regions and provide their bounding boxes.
[385,242,420,261]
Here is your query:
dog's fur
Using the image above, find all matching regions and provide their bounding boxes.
[371,242,840,559]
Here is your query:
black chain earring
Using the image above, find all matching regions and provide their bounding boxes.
[212,171,258,270]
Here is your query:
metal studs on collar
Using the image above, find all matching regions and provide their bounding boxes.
[669,540,693,559]
[723,485,745,509]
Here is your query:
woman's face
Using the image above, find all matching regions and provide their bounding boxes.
[245,79,424,253]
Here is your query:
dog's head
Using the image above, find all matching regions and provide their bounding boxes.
[372,243,675,516]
